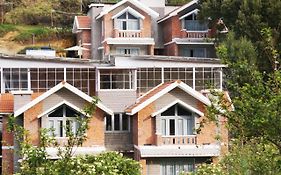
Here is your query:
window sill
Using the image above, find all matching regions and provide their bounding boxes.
[11,90,33,95]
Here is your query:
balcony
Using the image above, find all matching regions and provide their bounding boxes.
[185,31,209,38]
[161,135,197,145]
[114,30,142,38]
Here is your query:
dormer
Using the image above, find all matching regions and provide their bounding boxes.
[96,0,159,56]
[180,9,208,32]
[112,7,144,32]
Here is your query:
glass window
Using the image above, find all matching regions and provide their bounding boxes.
[183,13,208,31]
[3,68,29,92]
[161,104,195,136]
[47,105,82,137]
[99,69,135,90]
[117,12,140,30]
[116,48,140,56]
[105,113,130,132]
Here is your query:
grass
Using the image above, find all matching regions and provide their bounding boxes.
[0,24,17,37]
[0,24,72,42]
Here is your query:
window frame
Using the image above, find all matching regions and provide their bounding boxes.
[116,47,140,56]
[116,11,140,31]
[105,113,130,133]
[97,69,137,91]
[47,105,82,138]
[160,104,195,136]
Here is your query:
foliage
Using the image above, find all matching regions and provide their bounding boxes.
[8,98,141,175]
[199,0,281,73]
[0,24,16,37]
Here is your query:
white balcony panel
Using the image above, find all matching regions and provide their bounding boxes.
[136,144,220,157]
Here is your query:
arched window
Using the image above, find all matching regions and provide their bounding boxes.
[161,104,195,136]
[48,105,82,137]
[116,11,140,30]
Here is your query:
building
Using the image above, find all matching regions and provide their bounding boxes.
[0,0,229,174]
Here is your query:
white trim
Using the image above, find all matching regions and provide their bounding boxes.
[179,9,199,20]
[127,81,211,115]
[0,67,4,93]
[151,99,204,117]
[96,0,159,19]
[158,0,198,23]
[10,90,33,95]
[14,82,113,117]
[105,38,155,45]
[112,7,145,20]
[37,100,91,118]
[2,146,14,150]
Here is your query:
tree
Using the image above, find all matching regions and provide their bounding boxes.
[199,0,281,73]
[8,97,141,175]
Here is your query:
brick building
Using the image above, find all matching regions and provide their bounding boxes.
[0,0,229,174]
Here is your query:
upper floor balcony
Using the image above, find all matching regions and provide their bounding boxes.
[161,135,197,145]
[113,29,142,38]
[181,20,211,39]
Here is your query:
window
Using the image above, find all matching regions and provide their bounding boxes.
[105,113,130,132]
[116,11,140,30]
[161,104,195,136]
[99,69,135,90]
[161,162,194,175]
[47,105,82,137]
[116,48,140,56]
[182,13,208,31]
[181,48,206,58]
[3,68,29,92]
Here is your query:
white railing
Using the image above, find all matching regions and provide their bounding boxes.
[162,135,197,145]
[115,30,142,38]
[186,31,209,38]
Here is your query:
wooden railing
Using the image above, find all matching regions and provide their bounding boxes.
[162,135,197,145]
[114,30,142,38]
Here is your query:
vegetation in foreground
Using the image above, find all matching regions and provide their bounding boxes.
[8,98,141,175]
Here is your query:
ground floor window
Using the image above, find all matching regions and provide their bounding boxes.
[161,162,194,175]
[105,113,130,132]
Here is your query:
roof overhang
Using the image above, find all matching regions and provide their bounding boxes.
[135,144,220,158]
[14,82,113,117]
[112,6,145,20]
[158,0,198,23]
[151,99,204,117]
[105,38,155,45]
[96,0,159,19]
[126,81,211,115]
[37,100,91,118]
[179,9,199,20]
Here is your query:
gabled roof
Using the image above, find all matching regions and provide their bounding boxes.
[0,94,14,114]
[37,100,91,118]
[125,80,211,115]
[76,16,91,29]
[14,82,113,117]
[151,99,204,117]
[96,0,159,19]
[72,16,91,33]
[111,6,145,19]
[158,0,198,23]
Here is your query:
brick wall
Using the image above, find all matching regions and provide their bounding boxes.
[24,102,42,146]
[2,115,14,175]
[83,108,105,146]
[164,43,178,56]
[133,103,156,146]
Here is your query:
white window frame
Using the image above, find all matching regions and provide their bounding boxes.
[2,68,31,93]
[115,12,140,31]
[97,69,137,91]
[105,113,130,133]
[161,105,195,136]
[47,105,81,138]
[116,47,140,56]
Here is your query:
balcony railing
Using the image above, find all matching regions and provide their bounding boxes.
[114,30,142,38]
[186,31,209,38]
[162,135,197,145]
